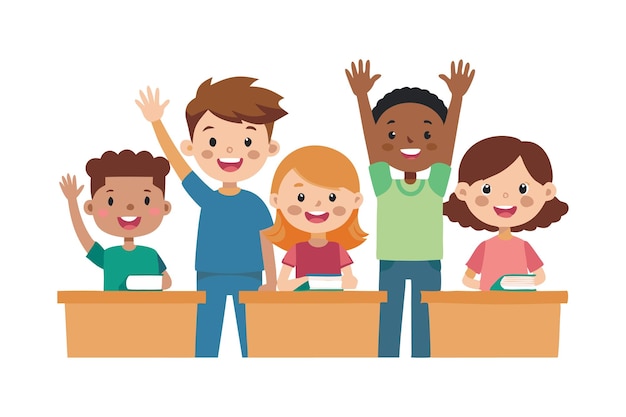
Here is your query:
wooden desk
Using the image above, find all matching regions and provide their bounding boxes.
[421,291,568,357]
[58,291,205,357]
[240,291,387,357]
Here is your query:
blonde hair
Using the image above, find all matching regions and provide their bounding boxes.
[263,146,367,251]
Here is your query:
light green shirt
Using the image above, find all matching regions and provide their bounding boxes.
[369,162,451,261]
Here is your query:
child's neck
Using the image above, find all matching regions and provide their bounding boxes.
[309,233,328,247]
[497,227,513,240]
[123,237,136,251]
[219,181,240,195]
[404,172,417,184]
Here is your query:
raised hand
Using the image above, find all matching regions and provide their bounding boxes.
[135,86,170,122]
[439,60,475,97]
[345,59,381,96]
[59,174,84,201]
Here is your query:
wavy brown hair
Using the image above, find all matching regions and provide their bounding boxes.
[443,136,568,231]
[186,77,287,141]
[86,150,170,197]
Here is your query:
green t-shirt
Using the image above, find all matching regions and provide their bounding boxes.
[86,242,166,291]
[369,162,451,261]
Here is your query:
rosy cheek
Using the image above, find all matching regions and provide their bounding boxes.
[248,150,260,159]
[287,205,302,215]
[201,150,214,159]
[332,206,346,216]
[97,209,109,217]
[474,196,489,207]
[149,208,161,216]
[520,196,534,207]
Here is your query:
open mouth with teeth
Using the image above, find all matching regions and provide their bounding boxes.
[118,216,142,230]
[400,148,421,159]
[305,211,329,223]
[217,158,243,172]
[494,206,517,218]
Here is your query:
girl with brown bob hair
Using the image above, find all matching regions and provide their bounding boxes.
[444,136,568,290]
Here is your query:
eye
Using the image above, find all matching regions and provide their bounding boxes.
[329,193,336,202]
[144,196,150,205]
[519,183,528,194]
[108,197,114,206]
[388,131,396,140]
[244,137,252,147]
[424,131,431,140]
[481,184,491,195]
[209,137,217,147]
[297,193,305,202]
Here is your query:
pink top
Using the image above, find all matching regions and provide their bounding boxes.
[282,241,353,278]
[466,235,543,291]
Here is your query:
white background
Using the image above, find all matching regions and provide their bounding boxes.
[1,1,624,415]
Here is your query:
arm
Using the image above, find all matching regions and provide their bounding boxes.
[345,59,382,164]
[462,268,481,290]
[340,264,358,289]
[276,265,307,291]
[59,174,95,253]
[437,60,475,165]
[258,233,277,291]
[161,270,172,290]
[531,267,546,286]
[136,87,192,180]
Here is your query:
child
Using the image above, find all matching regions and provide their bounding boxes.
[263,146,367,291]
[345,59,474,357]
[443,136,569,290]
[59,150,173,291]
[135,78,287,357]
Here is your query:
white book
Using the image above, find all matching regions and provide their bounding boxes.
[491,274,537,291]
[306,274,342,290]
[125,275,163,290]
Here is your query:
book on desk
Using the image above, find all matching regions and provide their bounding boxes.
[490,274,537,291]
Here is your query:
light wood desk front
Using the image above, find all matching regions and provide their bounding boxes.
[58,291,205,357]
[240,291,387,357]
[421,290,568,357]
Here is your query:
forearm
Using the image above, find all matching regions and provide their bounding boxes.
[67,200,94,253]
[151,120,192,180]
[260,233,277,288]
[532,267,546,285]
[462,268,480,289]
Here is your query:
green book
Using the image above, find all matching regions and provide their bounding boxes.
[490,274,537,291]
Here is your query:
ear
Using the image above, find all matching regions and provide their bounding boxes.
[270,193,279,209]
[455,183,470,201]
[163,201,172,214]
[543,182,556,201]
[268,140,280,156]
[84,200,94,215]
[353,192,363,209]
[181,139,194,156]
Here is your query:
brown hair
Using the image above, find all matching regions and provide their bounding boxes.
[443,136,568,231]
[185,77,287,140]
[263,146,368,250]
[86,150,170,197]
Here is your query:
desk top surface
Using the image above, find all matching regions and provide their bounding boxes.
[239,290,387,304]
[421,290,568,304]
[57,291,206,304]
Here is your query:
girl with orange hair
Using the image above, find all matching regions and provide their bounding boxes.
[263,146,368,291]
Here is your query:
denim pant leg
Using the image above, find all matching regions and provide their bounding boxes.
[231,273,262,358]
[195,273,228,358]
[378,261,406,357]
[410,260,442,358]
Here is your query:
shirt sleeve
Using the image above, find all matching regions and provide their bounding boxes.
[157,253,167,274]
[428,163,452,197]
[524,241,544,272]
[338,245,353,268]
[181,171,215,206]
[466,241,486,274]
[86,241,105,269]
[282,245,297,267]
[369,162,393,197]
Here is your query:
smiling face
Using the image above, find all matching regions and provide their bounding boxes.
[270,169,363,235]
[454,156,556,229]
[181,111,279,183]
[85,176,171,238]
[372,103,445,173]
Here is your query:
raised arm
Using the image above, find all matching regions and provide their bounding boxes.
[135,87,192,180]
[59,174,94,253]
[437,60,475,165]
[345,59,382,164]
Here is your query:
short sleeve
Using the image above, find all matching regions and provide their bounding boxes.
[524,241,544,272]
[338,245,353,268]
[428,163,452,197]
[181,171,215,206]
[282,245,297,267]
[157,253,167,274]
[86,242,105,269]
[466,241,486,274]
[369,162,393,196]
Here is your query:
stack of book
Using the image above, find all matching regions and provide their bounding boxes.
[490,274,537,291]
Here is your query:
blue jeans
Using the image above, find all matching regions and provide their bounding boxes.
[378,260,441,357]
[195,272,262,357]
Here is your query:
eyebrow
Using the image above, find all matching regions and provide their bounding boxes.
[386,120,395,125]
[424,120,432,125]
[246,126,257,131]
[202,126,214,131]
[106,189,114,193]
[293,183,304,187]
[144,189,152,192]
